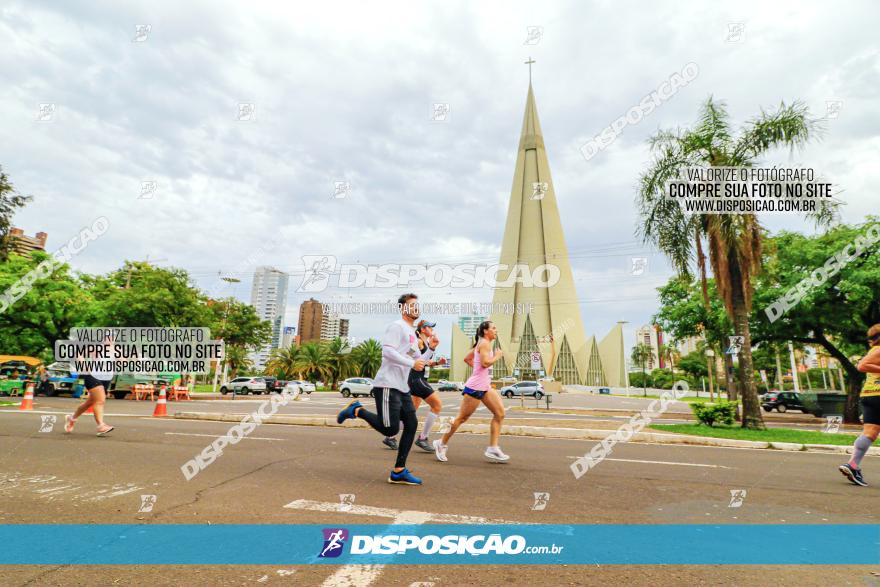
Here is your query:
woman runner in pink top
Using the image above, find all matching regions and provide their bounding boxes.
[433,320,509,462]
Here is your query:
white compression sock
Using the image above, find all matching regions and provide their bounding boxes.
[419,411,438,439]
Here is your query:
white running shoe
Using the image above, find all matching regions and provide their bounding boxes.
[484,446,510,462]
[433,439,448,462]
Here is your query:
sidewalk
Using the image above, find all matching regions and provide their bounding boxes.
[171,411,879,457]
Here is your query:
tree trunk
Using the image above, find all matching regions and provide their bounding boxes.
[731,281,765,430]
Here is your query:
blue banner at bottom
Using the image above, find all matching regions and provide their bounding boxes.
[1,524,877,565]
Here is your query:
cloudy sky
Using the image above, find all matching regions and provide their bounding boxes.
[2,0,878,354]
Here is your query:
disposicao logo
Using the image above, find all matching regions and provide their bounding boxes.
[319,528,349,558]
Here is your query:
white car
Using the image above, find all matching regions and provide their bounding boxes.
[221,376,267,395]
[339,377,374,398]
[285,380,316,394]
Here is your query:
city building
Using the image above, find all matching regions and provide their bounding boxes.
[249,266,289,369]
[457,315,486,340]
[636,324,665,371]
[449,80,626,386]
[7,227,47,256]
[320,313,350,341]
[297,298,323,343]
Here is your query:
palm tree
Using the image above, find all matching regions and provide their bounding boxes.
[659,342,680,374]
[266,344,304,379]
[295,342,332,385]
[325,337,355,390]
[631,343,652,396]
[223,344,253,378]
[637,97,832,429]
[351,338,382,378]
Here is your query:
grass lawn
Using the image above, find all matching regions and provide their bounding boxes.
[649,423,858,446]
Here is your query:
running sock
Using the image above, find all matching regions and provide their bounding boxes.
[850,434,874,468]
[419,412,438,440]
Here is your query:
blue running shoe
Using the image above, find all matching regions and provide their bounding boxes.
[336,400,362,424]
[388,468,422,485]
[839,463,867,486]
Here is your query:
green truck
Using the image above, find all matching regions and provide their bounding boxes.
[108,373,182,400]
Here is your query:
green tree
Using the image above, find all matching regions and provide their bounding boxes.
[295,342,332,384]
[351,338,382,378]
[678,350,709,379]
[208,298,272,350]
[751,220,880,422]
[630,343,652,396]
[638,96,830,429]
[659,342,680,373]
[222,344,253,379]
[266,344,305,379]
[83,262,211,327]
[0,252,92,360]
[0,167,32,262]
[325,337,354,390]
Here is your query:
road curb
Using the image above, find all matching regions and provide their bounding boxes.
[171,411,871,454]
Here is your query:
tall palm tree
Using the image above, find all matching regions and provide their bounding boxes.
[223,344,253,378]
[659,342,680,374]
[351,338,382,378]
[266,343,304,379]
[325,337,355,390]
[637,97,832,429]
[295,342,332,385]
[631,343,652,396]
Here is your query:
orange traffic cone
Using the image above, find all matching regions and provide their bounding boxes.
[152,384,168,417]
[19,382,34,411]
[82,394,94,415]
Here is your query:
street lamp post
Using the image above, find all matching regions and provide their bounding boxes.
[705,348,715,402]
[788,341,800,394]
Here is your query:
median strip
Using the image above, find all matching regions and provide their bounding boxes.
[171,411,878,455]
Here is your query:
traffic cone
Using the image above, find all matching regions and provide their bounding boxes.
[19,382,34,411]
[82,393,94,415]
[152,384,168,417]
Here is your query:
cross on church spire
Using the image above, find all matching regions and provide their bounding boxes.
[524,57,535,84]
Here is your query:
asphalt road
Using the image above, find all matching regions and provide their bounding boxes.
[0,399,877,586]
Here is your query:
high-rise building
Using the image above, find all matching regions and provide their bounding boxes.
[458,315,486,340]
[635,324,664,371]
[298,298,323,343]
[249,266,289,369]
[320,313,350,341]
[450,80,626,386]
[7,227,47,256]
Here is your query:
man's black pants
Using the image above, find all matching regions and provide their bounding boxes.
[358,387,418,469]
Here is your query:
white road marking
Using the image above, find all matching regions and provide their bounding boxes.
[284,499,519,587]
[566,456,731,469]
[164,432,285,441]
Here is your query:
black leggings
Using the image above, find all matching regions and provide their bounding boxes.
[358,387,418,468]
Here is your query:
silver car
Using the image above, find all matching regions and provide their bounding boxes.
[221,376,267,395]
[499,380,545,399]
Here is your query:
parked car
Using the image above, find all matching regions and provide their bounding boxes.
[598,387,611,395]
[340,377,374,398]
[762,391,807,413]
[499,380,545,399]
[286,380,316,394]
[220,376,267,395]
[437,380,463,392]
[263,377,286,394]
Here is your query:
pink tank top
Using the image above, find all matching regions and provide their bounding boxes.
[465,340,492,391]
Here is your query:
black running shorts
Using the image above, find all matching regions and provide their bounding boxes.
[83,375,110,391]
[408,374,435,399]
[860,395,880,425]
